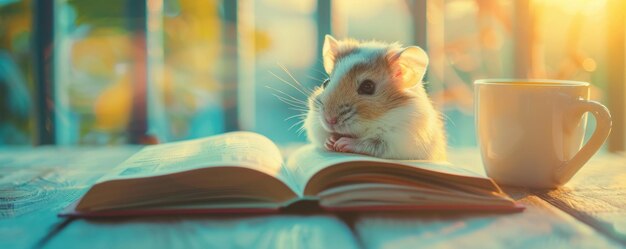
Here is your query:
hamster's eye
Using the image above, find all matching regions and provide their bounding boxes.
[322,78,330,88]
[357,79,376,95]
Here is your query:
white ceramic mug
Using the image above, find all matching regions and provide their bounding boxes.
[475,79,612,188]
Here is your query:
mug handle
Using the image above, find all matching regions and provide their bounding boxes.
[555,99,612,185]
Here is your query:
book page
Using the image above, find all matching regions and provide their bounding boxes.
[97,132,294,188]
[285,145,485,195]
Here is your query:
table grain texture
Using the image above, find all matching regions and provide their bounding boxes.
[1,146,624,249]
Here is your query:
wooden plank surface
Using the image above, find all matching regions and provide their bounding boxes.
[352,195,622,249]
[44,215,359,249]
[0,147,139,249]
[449,148,626,246]
[536,152,626,245]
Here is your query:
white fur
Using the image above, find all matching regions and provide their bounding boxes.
[304,103,330,147]
[371,89,447,160]
[305,86,447,161]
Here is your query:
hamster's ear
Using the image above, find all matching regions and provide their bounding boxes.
[322,35,339,74]
[388,46,429,88]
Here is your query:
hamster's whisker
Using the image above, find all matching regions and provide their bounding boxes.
[288,119,306,131]
[271,92,306,106]
[275,96,308,110]
[265,85,308,105]
[287,107,308,113]
[269,71,311,98]
[295,118,308,135]
[305,75,326,84]
[270,94,308,112]
[313,101,323,110]
[296,125,306,136]
[310,63,329,77]
[310,93,323,106]
[270,92,304,105]
[277,64,314,95]
[285,113,307,121]
[439,112,456,127]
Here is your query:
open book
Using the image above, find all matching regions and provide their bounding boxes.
[60,132,522,217]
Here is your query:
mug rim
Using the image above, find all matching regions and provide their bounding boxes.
[474,79,589,86]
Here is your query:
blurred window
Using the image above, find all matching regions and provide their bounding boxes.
[0,0,623,149]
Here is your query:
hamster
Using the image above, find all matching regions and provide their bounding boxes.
[304,35,447,160]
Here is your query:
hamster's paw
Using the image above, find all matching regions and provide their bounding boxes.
[324,134,341,151]
[332,136,389,158]
[333,137,358,153]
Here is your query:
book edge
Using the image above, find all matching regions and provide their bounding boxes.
[59,197,524,218]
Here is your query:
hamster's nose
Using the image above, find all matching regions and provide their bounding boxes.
[325,116,338,125]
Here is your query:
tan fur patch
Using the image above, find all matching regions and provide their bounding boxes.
[324,52,412,121]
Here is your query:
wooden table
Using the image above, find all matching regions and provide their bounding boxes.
[1,146,625,249]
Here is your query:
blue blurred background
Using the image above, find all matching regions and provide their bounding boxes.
[0,0,623,150]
